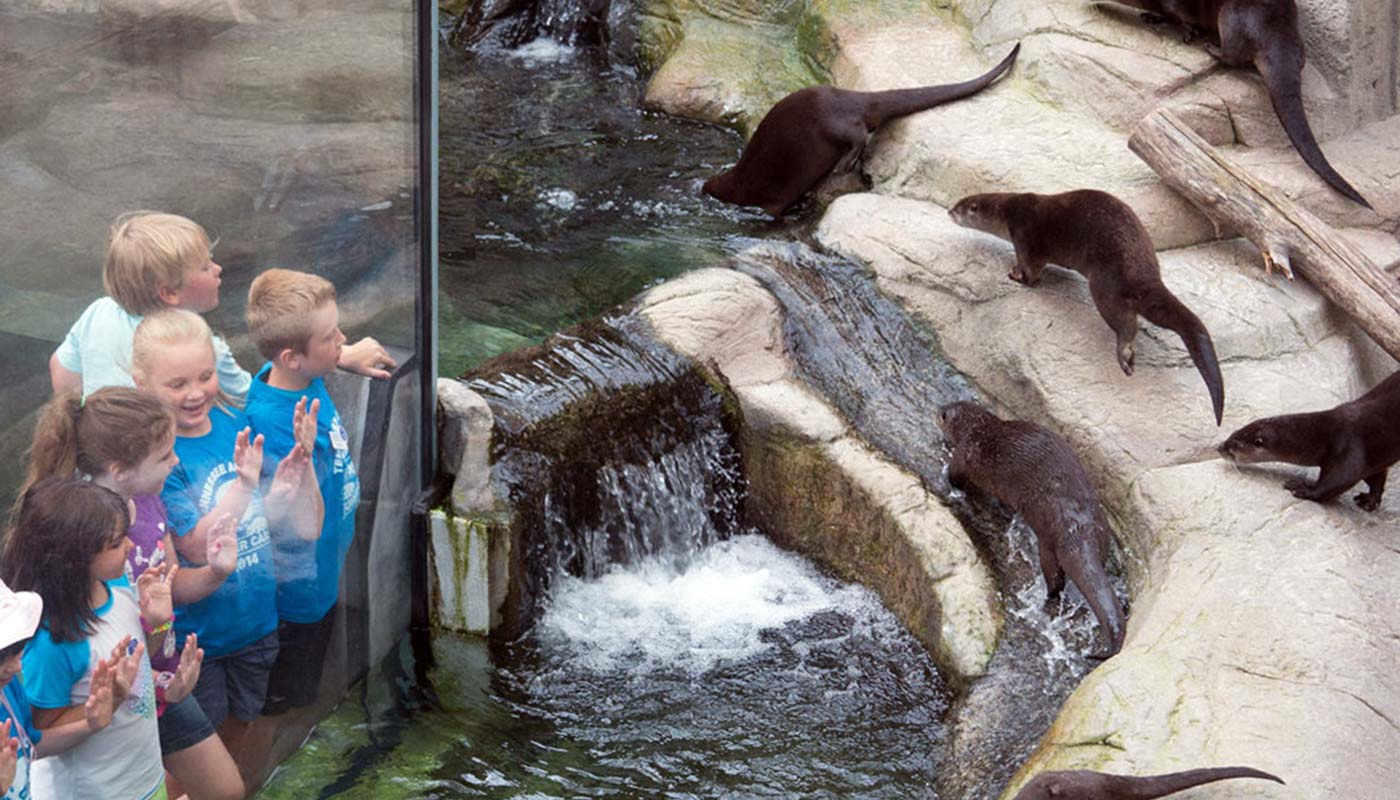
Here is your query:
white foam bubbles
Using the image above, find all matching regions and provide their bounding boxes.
[509,37,577,64]
[538,533,875,674]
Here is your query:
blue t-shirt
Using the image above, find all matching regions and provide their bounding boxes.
[0,680,41,800]
[245,365,360,623]
[54,296,252,404]
[161,406,278,657]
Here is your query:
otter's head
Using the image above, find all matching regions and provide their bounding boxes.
[702,169,735,202]
[1011,770,1098,799]
[948,194,1011,240]
[1218,419,1282,464]
[936,401,985,442]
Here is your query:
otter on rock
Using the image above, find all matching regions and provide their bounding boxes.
[1013,766,1284,799]
[949,189,1226,425]
[702,43,1020,218]
[1220,369,1400,510]
[1107,0,1371,208]
[936,401,1126,657]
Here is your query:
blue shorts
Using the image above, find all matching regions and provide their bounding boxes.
[158,692,216,755]
[191,632,279,726]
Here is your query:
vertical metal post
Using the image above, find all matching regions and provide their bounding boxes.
[412,0,440,641]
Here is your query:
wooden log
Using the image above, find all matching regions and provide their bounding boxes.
[1129,108,1400,362]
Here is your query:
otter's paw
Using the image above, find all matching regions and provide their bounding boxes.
[1284,478,1318,499]
[1355,492,1382,512]
[1008,270,1028,285]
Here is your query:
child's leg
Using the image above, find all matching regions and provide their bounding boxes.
[160,693,242,800]
[214,632,279,794]
[240,612,337,790]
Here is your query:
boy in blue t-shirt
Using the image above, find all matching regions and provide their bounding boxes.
[242,269,361,718]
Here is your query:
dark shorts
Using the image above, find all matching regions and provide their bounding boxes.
[192,631,280,727]
[261,611,336,716]
[157,691,217,756]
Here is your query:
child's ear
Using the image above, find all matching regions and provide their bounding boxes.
[157,285,182,306]
[276,348,299,370]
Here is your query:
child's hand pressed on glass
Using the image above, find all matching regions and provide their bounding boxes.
[162,634,203,706]
[137,561,177,630]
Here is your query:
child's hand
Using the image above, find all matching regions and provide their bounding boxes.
[105,636,144,707]
[339,337,396,380]
[137,562,177,630]
[233,427,266,489]
[266,444,310,506]
[162,634,203,705]
[0,720,18,794]
[85,654,118,732]
[206,513,239,578]
[292,396,320,464]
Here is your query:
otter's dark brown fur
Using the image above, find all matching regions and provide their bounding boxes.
[702,44,1020,218]
[1110,0,1370,207]
[1220,370,1400,510]
[1013,766,1284,799]
[937,401,1126,657]
[949,189,1226,425]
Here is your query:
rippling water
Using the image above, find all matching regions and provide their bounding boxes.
[416,534,950,799]
[437,28,773,376]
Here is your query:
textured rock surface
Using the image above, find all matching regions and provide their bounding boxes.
[639,267,1003,681]
[815,192,1400,799]
[643,1,1399,239]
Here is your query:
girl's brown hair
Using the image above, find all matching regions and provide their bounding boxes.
[20,387,174,505]
[1,478,130,643]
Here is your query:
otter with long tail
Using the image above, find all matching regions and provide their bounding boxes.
[1013,766,1284,799]
[950,189,1226,425]
[702,43,1020,218]
[1110,0,1370,208]
[937,401,1127,658]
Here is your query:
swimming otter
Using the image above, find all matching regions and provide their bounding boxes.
[1220,369,1400,510]
[949,189,1226,425]
[1013,766,1284,799]
[1109,0,1370,208]
[702,43,1020,218]
[937,401,1126,657]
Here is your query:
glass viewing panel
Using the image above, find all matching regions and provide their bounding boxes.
[0,0,427,795]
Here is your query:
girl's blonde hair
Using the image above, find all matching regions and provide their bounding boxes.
[131,308,216,382]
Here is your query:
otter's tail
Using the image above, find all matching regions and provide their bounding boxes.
[1102,766,1284,799]
[1064,543,1126,659]
[1140,292,1225,425]
[1256,42,1371,208]
[862,43,1020,129]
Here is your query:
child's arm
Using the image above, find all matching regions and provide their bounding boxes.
[49,354,81,395]
[168,522,237,606]
[172,428,263,563]
[31,637,140,758]
[263,397,324,541]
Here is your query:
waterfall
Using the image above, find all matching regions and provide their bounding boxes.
[465,313,745,623]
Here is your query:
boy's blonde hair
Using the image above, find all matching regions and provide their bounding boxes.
[246,268,337,362]
[131,308,215,382]
[104,211,212,315]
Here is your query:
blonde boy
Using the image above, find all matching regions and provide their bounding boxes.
[51,211,396,402]
[242,269,360,721]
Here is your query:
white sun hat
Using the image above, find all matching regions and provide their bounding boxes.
[0,579,42,651]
